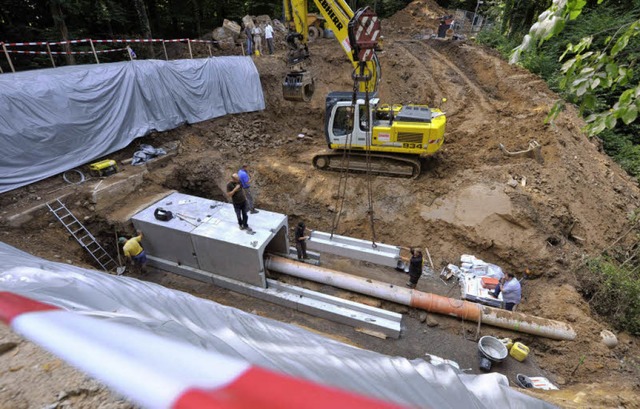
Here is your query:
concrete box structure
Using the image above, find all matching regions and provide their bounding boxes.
[131,192,289,287]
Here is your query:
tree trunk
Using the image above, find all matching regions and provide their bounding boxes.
[193,0,201,38]
[50,0,75,65]
[133,0,154,56]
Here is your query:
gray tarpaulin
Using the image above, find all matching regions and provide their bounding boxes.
[0,57,265,193]
[0,242,555,409]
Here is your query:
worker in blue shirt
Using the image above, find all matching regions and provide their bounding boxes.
[238,164,258,214]
[489,272,522,311]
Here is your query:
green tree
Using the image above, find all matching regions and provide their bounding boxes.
[511,0,640,137]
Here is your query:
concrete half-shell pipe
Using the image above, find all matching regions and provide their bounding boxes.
[265,255,576,341]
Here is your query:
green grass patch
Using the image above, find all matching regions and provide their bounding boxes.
[581,257,640,335]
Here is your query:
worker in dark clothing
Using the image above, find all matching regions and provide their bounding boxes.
[226,173,252,232]
[406,248,423,289]
[294,221,311,260]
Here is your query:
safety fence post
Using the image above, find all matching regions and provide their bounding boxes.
[46,43,56,67]
[207,43,212,57]
[187,39,193,59]
[162,40,168,60]
[2,42,15,73]
[89,39,100,64]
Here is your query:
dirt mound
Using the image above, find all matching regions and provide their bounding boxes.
[385,0,447,37]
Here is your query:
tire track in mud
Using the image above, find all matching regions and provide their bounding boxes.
[395,40,496,116]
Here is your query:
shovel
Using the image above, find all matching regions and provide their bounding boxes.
[115,228,126,275]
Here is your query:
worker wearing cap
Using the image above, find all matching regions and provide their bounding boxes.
[238,164,258,214]
[119,230,147,274]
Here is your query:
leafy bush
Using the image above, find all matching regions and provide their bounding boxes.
[580,257,640,335]
[475,26,520,57]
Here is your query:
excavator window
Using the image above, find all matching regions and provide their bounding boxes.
[359,105,370,131]
[332,106,353,136]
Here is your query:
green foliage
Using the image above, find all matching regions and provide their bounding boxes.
[475,25,521,56]
[581,256,640,335]
[511,1,640,137]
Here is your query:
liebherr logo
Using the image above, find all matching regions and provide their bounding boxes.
[319,0,343,30]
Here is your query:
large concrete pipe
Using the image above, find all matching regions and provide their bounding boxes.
[265,255,576,341]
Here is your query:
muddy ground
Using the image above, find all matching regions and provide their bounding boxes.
[1,1,639,407]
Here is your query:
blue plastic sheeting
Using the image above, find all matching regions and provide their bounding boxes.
[0,57,265,193]
[0,242,556,409]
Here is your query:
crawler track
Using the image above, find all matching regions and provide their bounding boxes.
[312,151,422,178]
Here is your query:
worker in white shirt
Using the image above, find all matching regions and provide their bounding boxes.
[264,22,274,55]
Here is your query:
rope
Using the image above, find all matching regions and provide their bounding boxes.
[330,69,359,238]
[362,75,377,248]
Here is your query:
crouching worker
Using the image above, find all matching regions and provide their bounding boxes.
[119,230,147,274]
[489,272,521,311]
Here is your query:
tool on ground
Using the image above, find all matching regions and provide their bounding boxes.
[499,140,543,164]
[47,199,118,272]
[89,159,118,177]
[516,374,559,390]
[175,213,198,227]
[114,228,126,275]
[176,212,201,222]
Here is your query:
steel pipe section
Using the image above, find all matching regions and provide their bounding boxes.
[265,255,576,341]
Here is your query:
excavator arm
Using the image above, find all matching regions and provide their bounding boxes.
[282,0,381,102]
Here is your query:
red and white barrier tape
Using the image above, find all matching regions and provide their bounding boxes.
[2,41,51,46]
[1,38,217,48]
[6,48,128,55]
[0,292,403,409]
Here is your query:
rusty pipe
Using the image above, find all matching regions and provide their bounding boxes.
[265,255,575,341]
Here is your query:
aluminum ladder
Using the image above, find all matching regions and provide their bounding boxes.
[47,199,117,272]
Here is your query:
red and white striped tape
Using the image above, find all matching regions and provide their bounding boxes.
[0,292,404,409]
[1,38,217,48]
[92,39,164,43]
[2,41,51,46]
[6,48,128,55]
[52,38,92,45]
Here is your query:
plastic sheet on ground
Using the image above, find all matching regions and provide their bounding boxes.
[0,242,555,409]
[0,57,265,193]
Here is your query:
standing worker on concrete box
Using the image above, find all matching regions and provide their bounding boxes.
[119,230,147,274]
[264,22,274,55]
[294,221,311,260]
[489,272,521,311]
[238,164,258,214]
[227,173,253,233]
[406,249,423,289]
[252,23,263,55]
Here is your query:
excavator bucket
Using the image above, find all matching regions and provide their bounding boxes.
[283,71,315,102]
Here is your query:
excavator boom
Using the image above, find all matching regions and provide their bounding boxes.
[282,0,381,101]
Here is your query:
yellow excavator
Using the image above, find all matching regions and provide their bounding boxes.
[283,0,447,178]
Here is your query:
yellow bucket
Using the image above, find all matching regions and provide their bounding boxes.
[510,342,530,362]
